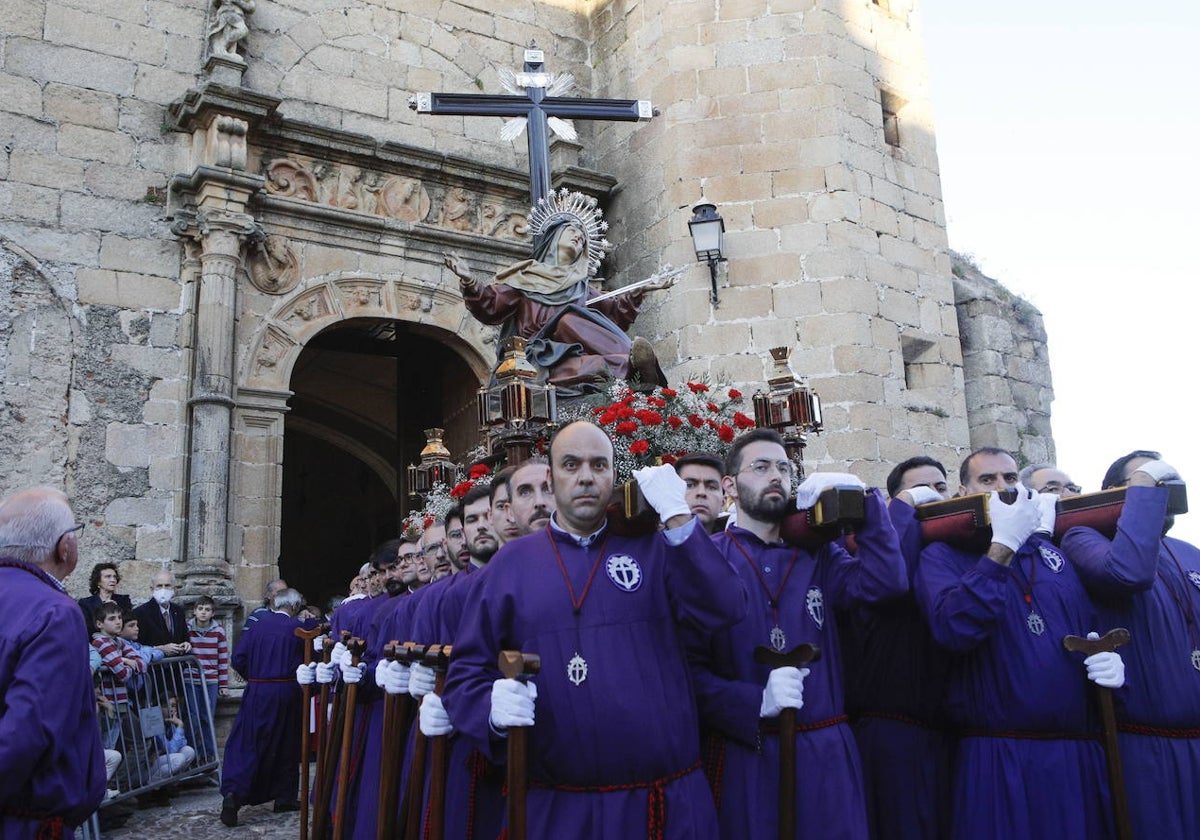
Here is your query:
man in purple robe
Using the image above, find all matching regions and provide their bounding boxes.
[1060,450,1200,840]
[0,487,106,839]
[915,447,1126,840]
[688,429,907,840]
[220,587,305,826]
[443,421,747,839]
[842,455,954,839]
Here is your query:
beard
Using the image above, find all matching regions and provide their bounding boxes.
[739,484,790,523]
[384,577,405,596]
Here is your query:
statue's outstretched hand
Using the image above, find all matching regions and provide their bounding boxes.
[444,255,473,284]
[642,263,687,292]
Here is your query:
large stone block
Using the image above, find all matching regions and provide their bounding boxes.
[57,124,135,165]
[6,38,136,95]
[99,236,180,278]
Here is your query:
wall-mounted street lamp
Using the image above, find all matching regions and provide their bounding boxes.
[688,202,726,306]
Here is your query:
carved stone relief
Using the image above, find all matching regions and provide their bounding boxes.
[246,234,300,295]
[283,286,335,328]
[261,155,529,242]
[336,279,387,311]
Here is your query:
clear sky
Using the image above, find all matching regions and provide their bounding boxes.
[918,0,1200,541]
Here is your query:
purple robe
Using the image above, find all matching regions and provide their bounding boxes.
[690,489,906,840]
[220,610,304,806]
[0,560,106,838]
[915,533,1112,840]
[1061,484,1200,840]
[841,500,952,839]
[443,519,747,839]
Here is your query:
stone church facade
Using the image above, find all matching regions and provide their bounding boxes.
[0,0,1053,613]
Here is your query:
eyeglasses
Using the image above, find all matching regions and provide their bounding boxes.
[55,523,85,553]
[421,545,447,558]
[1037,482,1081,495]
[739,459,796,482]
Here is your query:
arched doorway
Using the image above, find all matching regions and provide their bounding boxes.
[279,317,481,608]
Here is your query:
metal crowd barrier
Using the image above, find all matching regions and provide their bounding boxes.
[93,654,221,809]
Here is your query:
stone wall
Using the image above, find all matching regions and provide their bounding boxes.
[952,252,1055,469]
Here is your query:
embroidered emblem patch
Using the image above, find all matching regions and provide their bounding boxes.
[805,586,824,628]
[1039,545,1065,573]
[605,554,642,592]
[1188,570,1200,593]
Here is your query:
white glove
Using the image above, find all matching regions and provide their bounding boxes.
[903,485,944,507]
[341,658,363,684]
[377,661,411,695]
[1134,460,1180,484]
[315,661,337,684]
[330,641,348,666]
[633,464,692,522]
[795,473,864,509]
[313,635,326,652]
[419,693,453,737]
[988,487,1040,552]
[1034,492,1058,536]
[295,662,316,686]
[409,663,437,698]
[760,666,811,718]
[489,678,537,731]
[1084,631,1126,689]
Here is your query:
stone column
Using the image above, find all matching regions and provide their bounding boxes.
[170,113,264,595]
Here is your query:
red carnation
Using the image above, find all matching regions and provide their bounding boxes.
[615,420,639,435]
[646,396,666,408]
[450,480,473,498]
[630,439,650,455]
[635,409,663,426]
[733,411,755,430]
[661,387,678,397]
[687,382,709,393]
[707,418,718,429]
[660,453,677,465]
[706,401,719,412]
[718,424,735,443]
[617,406,635,419]
[423,515,434,528]
[469,464,491,479]
[688,414,704,428]
[592,406,606,415]
[599,409,618,425]
[667,416,683,429]
[728,389,742,399]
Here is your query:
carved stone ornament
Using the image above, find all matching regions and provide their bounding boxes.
[206,0,256,61]
[261,155,528,242]
[246,234,300,295]
[204,115,249,170]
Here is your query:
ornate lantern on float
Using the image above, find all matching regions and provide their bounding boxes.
[477,336,557,465]
[406,428,458,505]
[752,346,823,478]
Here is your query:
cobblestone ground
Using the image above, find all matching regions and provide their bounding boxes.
[99,777,300,839]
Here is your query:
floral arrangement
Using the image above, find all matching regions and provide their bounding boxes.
[400,510,434,542]
[558,379,756,483]
[414,463,493,527]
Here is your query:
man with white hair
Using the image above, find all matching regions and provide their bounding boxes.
[0,486,106,836]
[220,587,306,826]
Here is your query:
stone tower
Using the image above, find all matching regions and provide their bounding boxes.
[0,0,1050,610]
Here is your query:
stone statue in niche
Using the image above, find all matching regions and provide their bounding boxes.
[247,234,299,295]
[445,189,682,399]
[207,0,256,60]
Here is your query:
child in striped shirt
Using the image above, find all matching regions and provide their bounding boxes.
[185,595,228,763]
[91,602,152,789]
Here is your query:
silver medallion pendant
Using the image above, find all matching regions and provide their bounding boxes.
[1192,649,1200,673]
[1026,611,1046,636]
[769,625,787,652]
[567,652,588,686]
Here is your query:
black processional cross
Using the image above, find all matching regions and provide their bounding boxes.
[409,46,656,205]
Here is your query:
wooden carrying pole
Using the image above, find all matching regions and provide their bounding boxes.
[399,643,429,840]
[753,643,822,840]
[332,637,366,840]
[376,641,412,840]
[1063,628,1133,840]
[294,624,327,840]
[498,650,541,840]
[312,633,345,840]
[423,645,453,840]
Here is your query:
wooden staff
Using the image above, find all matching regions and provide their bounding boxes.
[753,643,822,840]
[1063,628,1132,840]
[498,650,541,840]
[333,637,367,840]
[402,643,434,840]
[423,644,453,840]
[375,641,409,840]
[311,635,341,840]
[294,623,327,840]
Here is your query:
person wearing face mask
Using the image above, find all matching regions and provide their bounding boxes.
[133,569,191,656]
